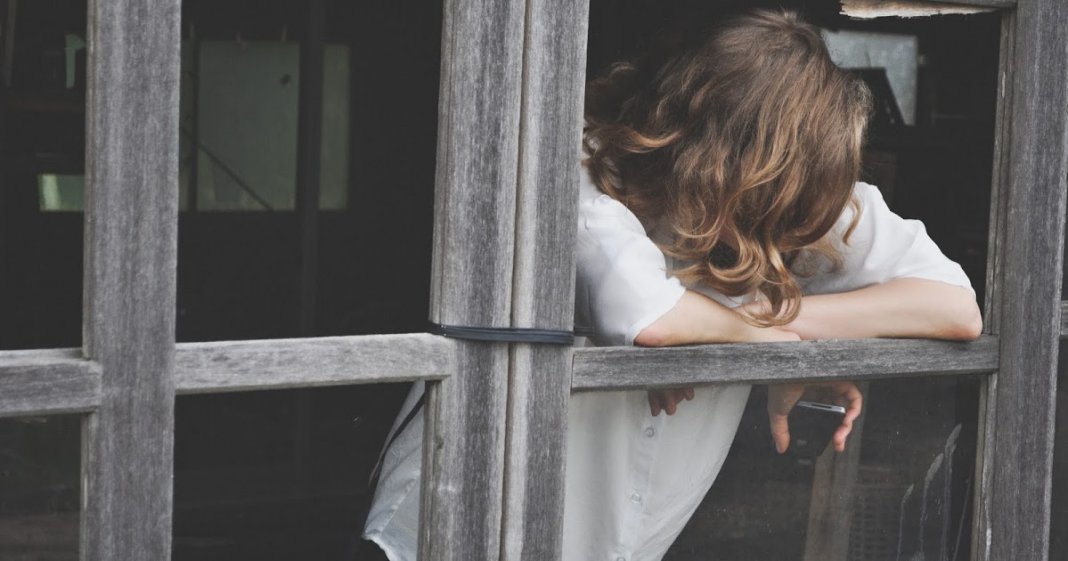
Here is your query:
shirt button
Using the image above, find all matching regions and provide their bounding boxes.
[644,426,656,437]
[629,492,642,504]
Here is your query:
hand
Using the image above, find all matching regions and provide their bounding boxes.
[767,381,863,454]
[647,387,695,416]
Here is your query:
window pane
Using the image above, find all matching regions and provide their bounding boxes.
[172,384,409,561]
[662,376,980,561]
[177,0,440,341]
[1051,342,1068,560]
[0,0,87,349]
[0,415,81,560]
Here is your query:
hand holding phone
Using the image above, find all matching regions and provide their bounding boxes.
[767,382,863,455]
[783,401,846,459]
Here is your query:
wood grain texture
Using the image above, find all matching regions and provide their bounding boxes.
[500,0,588,559]
[974,15,1015,560]
[173,333,456,394]
[0,349,101,417]
[571,337,998,391]
[421,0,526,559]
[80,0,181,559]
[984,0,1068,559]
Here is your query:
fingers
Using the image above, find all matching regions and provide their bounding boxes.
[647,388,697,417]
[769,412,790,454]
[827,382,863,452]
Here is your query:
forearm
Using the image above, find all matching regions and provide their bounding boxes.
[780,277,982,341]
[634,290,797,347]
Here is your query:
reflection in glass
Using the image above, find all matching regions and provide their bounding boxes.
[1051,342,1068,560]
[178,41,349,212]
[0,415,81,560]
[665,376,979,561]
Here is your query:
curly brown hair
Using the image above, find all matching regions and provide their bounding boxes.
[583,9,872,326]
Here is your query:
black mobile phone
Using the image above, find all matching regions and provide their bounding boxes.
[785,401,846,460]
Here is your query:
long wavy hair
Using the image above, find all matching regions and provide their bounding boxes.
[584,9,872,326]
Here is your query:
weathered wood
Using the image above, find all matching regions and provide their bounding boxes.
[0,349,101,417]
[983,0,1068,557]
[572,337,998,391]
[499,0,588,560]
[173,333,456,394]
[420,0,526,559]
[974,14,1014,560]
[80,0,181,559]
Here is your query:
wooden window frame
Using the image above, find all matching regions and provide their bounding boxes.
[0,0,1064,560]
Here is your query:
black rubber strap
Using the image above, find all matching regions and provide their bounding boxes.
[429,322,575,345]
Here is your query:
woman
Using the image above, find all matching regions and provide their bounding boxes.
[363,9,981,561]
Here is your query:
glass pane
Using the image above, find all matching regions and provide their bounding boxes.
[664,376,980,561]
[177,0,440,342]
[0,0,87,350]
[172,384,409,561]
[1051,342,1068,560]
[0,415,81,560]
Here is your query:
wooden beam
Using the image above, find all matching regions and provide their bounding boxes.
[571,337,998,391]
[981,0,1068,558]
[80,0,181,558]
[0,349,101,417]
[973,12,1016,561]
[421,0,526,559]
[499,0,588,559]
[173,333,456,394]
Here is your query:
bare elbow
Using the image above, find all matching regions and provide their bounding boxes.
[634,323,674,347]
[946,300,983,341]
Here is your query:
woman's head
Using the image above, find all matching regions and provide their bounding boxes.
[584,9,872,326]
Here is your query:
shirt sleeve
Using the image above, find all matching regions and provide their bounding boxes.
[800,182,975,296]
[574,190,686,347]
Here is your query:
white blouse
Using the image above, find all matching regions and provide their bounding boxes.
[363,168,974,561]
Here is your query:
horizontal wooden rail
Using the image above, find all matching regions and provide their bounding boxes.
[175,333,458,394]
[0,348,102,417]
[933,0,1015,8]
[571,335,999,391]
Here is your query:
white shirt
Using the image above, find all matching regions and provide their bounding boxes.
[363,168,974,561]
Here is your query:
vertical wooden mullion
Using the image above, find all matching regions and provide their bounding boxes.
[420,0,526,559]
[981,1,1068,560]
[500,0,589,559]
[80,0,181,559]
[973,11,1015,561]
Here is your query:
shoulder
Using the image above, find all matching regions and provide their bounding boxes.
[577,163,647,235]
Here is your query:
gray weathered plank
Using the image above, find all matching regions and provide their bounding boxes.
[571,337,998,391]
[420,0,526,559]
[80,0,181,559]
[973,14,1015,559]
[982,0,1068,558]
[0,349,101,417]
[499,0,589,560]
[173,333,456,394]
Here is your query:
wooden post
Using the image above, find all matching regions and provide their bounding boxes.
[80,0,181,558]
[500,0,589,560]
[980,1,1068,560]
[420,0,526,559]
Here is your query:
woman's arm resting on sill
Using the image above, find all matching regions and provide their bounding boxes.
[765,277,980,453]
[634,290,800,416]
[769,277,983,342]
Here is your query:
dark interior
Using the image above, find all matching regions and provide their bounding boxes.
[0,0,1011,559]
